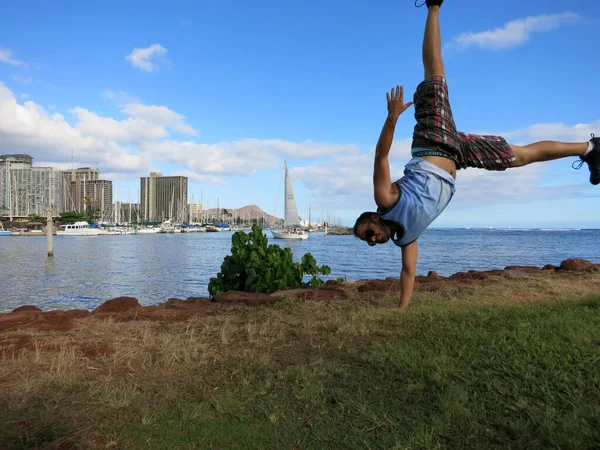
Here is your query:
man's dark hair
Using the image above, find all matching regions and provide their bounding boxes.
[353,211,377,237]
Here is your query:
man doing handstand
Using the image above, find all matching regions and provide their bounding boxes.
[353,0,599,309]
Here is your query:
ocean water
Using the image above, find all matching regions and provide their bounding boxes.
[0,228,598,312]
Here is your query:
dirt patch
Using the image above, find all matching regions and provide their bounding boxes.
[0,335,114,359]
[0,309,90,332]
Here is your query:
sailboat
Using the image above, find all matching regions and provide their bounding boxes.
[271,161,308,240]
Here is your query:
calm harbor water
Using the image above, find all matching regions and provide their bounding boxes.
[1,228,599,312]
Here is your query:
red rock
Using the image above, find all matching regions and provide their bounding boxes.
[275,286,348,302]
[449,271,489,281]
[485,270,509,277]
[503,270,535,278]
[417,281,445,292]
[92,297,140,314]
[117,306,201,322]
[166,297,212,310]
[468,271,489,280]
[427,271,438,279]
[186,296,212,303]
[415,275,448,283]
[504,266,542,274]
[449,272,466,280]
[55,310,89,319]
[559,259,599,272]
[357,279,398,293]
[10,305,42,314]
[212,291,276,306]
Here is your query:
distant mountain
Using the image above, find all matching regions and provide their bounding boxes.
[202,204,282,225]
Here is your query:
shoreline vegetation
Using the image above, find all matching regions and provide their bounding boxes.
[1,258,599,449]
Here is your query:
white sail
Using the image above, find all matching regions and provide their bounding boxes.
[272,161,307,240]
[283,161,300,227]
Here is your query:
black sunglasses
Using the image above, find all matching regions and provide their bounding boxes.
[365,229,375,241]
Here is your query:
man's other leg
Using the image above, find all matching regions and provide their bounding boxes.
[423,5,445,79]
[511,141,588,166]
[512,135,600,185]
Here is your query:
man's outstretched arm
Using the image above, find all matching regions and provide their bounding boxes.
[373,86,413,209]
[398,240,418,309]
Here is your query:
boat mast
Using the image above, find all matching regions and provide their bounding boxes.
[283,161,288,228]
[7,159,12,222]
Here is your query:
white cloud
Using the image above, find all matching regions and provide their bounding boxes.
[71,103,198,143]
[0,47,24,66]
[0,83,347,182]
[121,104,198,136]
[503,120,600,142]
[126,44,168,72]
[136,137,356,179]
[0,82,149,175]
[71,106,168,143]
[449,12,580,51]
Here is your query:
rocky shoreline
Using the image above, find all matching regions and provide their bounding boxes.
[1,258,598,334]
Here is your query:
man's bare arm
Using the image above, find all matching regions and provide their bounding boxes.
[373,86,413,209]
[398,240,418,309]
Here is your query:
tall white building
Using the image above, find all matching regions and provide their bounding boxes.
[0,154,61,219]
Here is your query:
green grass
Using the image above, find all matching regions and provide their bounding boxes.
[1,290,599,449]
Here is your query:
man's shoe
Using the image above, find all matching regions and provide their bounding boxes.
[426,0,444,7]
[573,134,600,185]
[415,0,443,8]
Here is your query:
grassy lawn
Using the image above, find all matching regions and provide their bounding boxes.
[1,277,599,449]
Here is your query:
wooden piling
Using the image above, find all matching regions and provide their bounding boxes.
[46,208,54,257]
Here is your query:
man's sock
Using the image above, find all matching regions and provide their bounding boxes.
[584,139,595,157]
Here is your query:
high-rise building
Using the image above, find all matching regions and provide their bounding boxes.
[60,167,98,211]
[140,172,188,222]
[60,168,113,220]
[0,154,61,219]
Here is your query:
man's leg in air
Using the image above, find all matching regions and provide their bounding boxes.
[422,2,445,79]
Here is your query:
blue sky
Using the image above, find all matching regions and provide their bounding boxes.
[1,0,599,228]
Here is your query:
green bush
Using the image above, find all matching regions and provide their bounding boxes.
[208,225,331,296]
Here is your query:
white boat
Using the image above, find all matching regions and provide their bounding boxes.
[57,221,100,236]
[137,227,162,234]
[160,219,176,233]
[272,161,308,240]
[99,227,137,236]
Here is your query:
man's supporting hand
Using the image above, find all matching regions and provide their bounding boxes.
[386,86,414,122]
[399,240,418,308]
